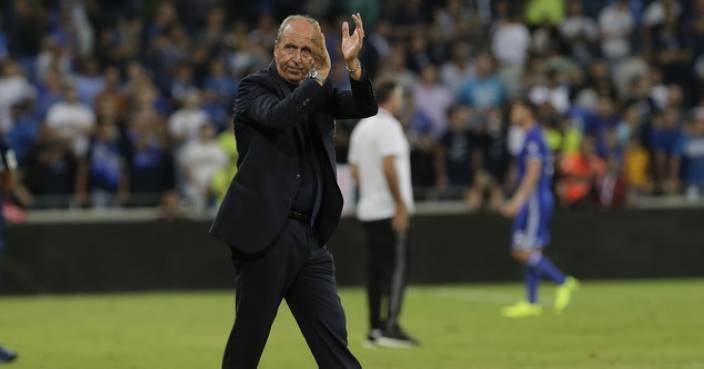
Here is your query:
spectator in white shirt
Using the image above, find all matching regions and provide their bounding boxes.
[599,0,635,62]
[559,1,599,65]
[0,61,36,132]
[491,11,530,68]
[643,0,681,28]
[529,70,571,115]
[178,122,227,210]
[46,85,96,158]
[36,37,73,83]
[168,90,209,145]
[491,9,530,96]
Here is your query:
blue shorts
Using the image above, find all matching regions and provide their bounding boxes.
[511,193,554,250]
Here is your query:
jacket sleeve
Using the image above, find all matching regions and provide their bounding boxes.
[233,75,329,132]
[328,68,378,120]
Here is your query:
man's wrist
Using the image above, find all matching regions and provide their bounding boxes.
[346,59,362,80]
[344,59,361,73]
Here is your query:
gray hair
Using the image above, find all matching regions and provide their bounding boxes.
[275,14,319,45]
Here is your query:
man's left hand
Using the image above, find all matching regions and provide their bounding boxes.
[341,13,365,78]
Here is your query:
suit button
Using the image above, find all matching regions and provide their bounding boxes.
[296,173,301,180]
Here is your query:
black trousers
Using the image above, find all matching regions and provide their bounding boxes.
[361,219,409,331]
[222,219,361,369]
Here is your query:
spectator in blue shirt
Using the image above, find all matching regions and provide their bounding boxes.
[456,53,507,111]
[0,31,8,60]
[87,123,127,207]
[651,108,682,193]
[74,59,106,106]
[34,68,65,119]
[201,89,229,132]
[7,100,40,165]
[204,59,238,105]
[587,96,620,156]
[127,111,174,206]
[673,111,704,200]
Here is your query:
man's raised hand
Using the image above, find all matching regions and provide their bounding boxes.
[312,23,331,85]
[341,13,364,79]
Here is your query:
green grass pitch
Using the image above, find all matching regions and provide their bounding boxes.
[1,279,703,369]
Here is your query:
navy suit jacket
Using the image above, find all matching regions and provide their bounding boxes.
[209,62,378,253]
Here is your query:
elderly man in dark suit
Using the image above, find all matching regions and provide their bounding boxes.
[210,13,377,369]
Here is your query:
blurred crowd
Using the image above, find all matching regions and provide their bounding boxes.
[2,0,704,213]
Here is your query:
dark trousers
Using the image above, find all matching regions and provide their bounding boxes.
[222,219,361,369]
[361,219,409,331]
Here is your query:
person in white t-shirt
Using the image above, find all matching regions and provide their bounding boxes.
[643,0,681,28]
[491,13,530,68]
[46,85,96,158]
[599,0,634,62]
[348,79,417,348]
[178,122,228,210]
[0,62,36,133]
[168,90,209,145]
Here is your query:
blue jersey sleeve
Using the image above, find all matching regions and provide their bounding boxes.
[518,128,554,190]
[523,134,546,163]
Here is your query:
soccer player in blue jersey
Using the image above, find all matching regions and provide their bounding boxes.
[0,136,18,363]
[500,99,578,318]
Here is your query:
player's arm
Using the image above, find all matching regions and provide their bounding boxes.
[502,159,541,217]
[383,155,408,233]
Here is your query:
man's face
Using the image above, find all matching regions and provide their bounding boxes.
[510,104,527,127]
[274,19,317,85]
[386,87,404,116]
[476,55,492,78]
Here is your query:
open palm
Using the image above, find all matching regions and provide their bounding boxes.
[341,13,365,63]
